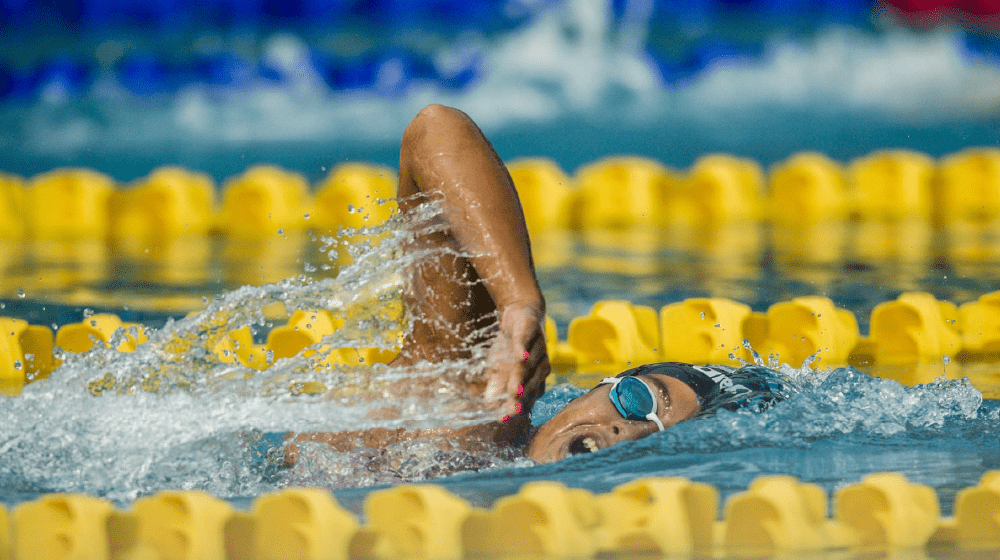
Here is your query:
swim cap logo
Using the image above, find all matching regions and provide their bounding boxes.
[692,365,752,396]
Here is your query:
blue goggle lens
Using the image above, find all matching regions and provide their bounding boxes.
[609,376,656,420]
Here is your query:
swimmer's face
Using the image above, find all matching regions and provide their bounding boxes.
[525,374,700,463]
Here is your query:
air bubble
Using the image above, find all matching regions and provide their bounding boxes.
[16,288,25,298]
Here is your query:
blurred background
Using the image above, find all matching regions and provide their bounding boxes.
[2,0,1000,181]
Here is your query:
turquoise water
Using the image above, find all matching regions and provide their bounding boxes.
[1,211,999,516]
[2,0,1000,517]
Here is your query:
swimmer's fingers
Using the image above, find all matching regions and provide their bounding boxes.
[482,349,522,416]
[510,326,549,412]
[485,303,549,418]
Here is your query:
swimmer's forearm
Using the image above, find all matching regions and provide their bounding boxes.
[398,104,544,312]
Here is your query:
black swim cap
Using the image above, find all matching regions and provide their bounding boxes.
[616,362,789,417]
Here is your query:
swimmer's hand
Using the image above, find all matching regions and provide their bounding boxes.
[483,303,550,424]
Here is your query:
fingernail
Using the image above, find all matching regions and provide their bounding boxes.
[501,414,511,423]
[523,350,530,361]
[516,384,524,398]
[514,402,523,414]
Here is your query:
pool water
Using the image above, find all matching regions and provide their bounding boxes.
[2,0,1000,530]
[1,205,999,518]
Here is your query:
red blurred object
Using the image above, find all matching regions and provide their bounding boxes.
[880,0,1000,28]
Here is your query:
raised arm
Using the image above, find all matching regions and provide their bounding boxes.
[395,104,549,441]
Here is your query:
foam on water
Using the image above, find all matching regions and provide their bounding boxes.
[0,200,520,503]
[0,197,996,504]
[532,359,989,468]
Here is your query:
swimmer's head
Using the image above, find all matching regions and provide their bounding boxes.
[525,372,700,463]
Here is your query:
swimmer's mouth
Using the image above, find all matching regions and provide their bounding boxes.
[568,435,601,455]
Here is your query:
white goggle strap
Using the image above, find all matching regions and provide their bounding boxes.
[645,411,666,431]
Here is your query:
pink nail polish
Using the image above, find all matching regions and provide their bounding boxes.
[514,402,523,414]
[501,414,511,423]
[516,384,524,398]
[523,350,530,361]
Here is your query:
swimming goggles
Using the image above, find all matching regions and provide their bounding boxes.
[600,376,666,431]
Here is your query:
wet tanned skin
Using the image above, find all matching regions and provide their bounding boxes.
[285,104,550,463]
[525,374,701,464]
[285,105,702,467]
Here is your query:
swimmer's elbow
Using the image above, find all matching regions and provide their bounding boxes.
[403,104,472,148]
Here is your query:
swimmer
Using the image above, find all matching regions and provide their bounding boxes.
[284,104,789,466]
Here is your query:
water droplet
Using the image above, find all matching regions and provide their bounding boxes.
[16,288,25,298]
[13,360,22,370]
[321,166,327,172]
[699,312,705,320]
[83,308,94,318]
[304,213,310,219]
[277,228,284,235]
[715,323,722,328]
